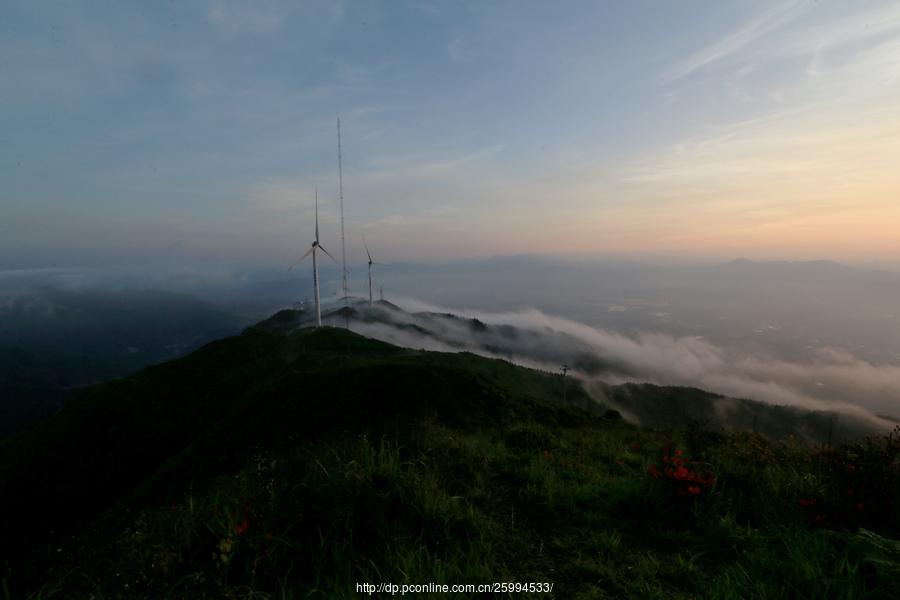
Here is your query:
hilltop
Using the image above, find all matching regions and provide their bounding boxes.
[265,301,888,443]
[1,316,899,598]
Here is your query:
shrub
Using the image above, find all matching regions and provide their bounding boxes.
[648,445,716,499]
[804,427,900,534]
[504,426,551,452]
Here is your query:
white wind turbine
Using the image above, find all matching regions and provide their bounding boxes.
[363,238,385,307]
[289,189,337,327]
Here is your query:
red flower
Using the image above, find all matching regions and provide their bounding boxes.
[687,486,701,495]
[235,518,249,536]
[648,465,661,479]
[798,498,815,507]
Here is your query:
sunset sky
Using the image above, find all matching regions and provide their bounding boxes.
[2,0,899,268]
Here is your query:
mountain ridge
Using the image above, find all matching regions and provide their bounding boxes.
[267,301,890,441]
[2,311,899,597]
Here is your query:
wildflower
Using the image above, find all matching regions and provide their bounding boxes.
[235,518,249,536]
[217,537,233,562]
[798,498,815,507]
[648,448,714,498]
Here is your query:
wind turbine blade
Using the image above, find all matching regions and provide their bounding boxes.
[287,246,315,270]
[318,245,339,263]
[314,188,319,242]
[363,237,372,263]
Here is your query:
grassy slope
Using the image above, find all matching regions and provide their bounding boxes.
[289,305,886,443]
[2,324,899,598]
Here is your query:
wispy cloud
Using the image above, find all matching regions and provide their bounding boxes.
[365,145,504,182]
[776,3,900,63]
[663,1,807,83]
[4,2,899,265]
[619,2,900,255]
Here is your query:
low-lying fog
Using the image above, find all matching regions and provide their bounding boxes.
[3,256,900,424]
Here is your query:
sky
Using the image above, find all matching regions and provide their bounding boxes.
[2,0,900,269]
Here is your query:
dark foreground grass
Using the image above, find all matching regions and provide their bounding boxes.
[18,419,900,599]
[3,326,899,598]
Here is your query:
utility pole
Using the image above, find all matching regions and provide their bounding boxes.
[560,364,570,403]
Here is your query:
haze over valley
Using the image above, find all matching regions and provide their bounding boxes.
[3,2,900,596]
[4,255,900,436]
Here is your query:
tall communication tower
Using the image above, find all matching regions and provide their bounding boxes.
[337,117,348,304]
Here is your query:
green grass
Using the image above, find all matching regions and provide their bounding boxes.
[2,326,899,598]
[17,421,900,598]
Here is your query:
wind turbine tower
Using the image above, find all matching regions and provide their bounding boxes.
[363,238,383,307]
[289,189,336,327]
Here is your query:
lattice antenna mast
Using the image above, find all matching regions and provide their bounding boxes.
[337,117,348,304]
